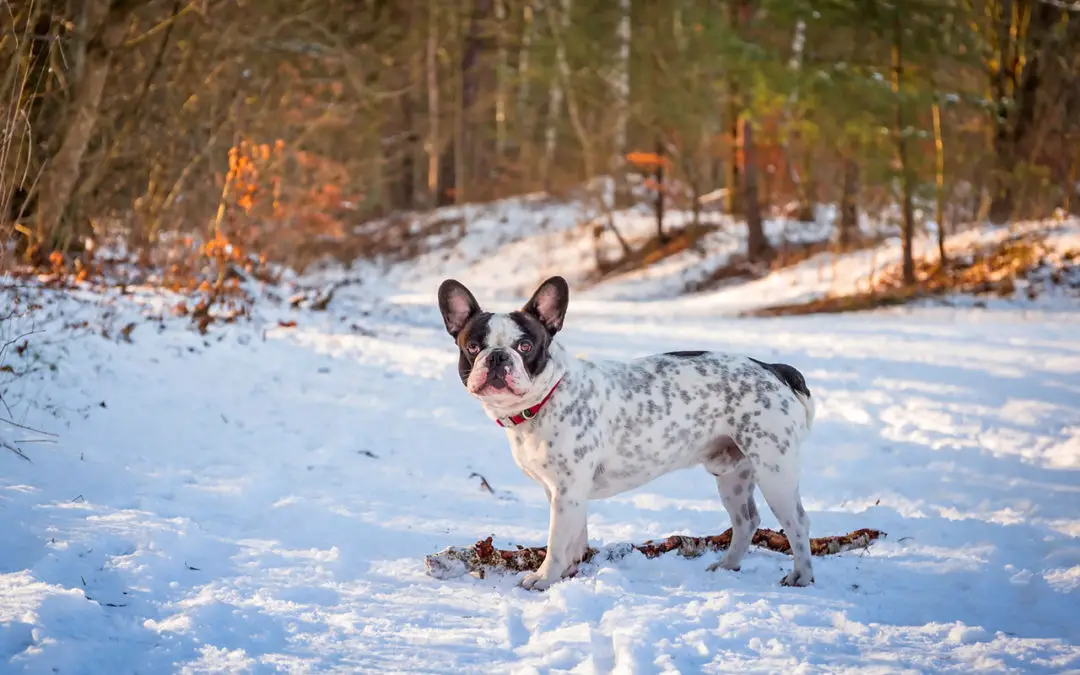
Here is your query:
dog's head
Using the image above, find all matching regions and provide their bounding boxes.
[437,276,569,409]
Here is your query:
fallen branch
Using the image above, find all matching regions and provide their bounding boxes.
[425,527,884,580]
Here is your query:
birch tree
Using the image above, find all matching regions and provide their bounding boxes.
[611,0,632,206]
[542,0,570,188]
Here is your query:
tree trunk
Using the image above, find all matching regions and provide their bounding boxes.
[742,117,769,262]
[797,146,816,222]
[612,0,632,207]
[933,101,947,270]
[691,178,701,232]
[387,1,416,212]
[723,3,742,217]
[73,0,181,211]
[12,5,63,216]
[437,6,465,206]
[32,0,133,254]
[892,13,915,286]
[1066,146,1080,215]
[460,0,495,201]
[987,3,1061,224]
[426,0,442,207]
[784,17,814,222]
[516,2,535,178]
[494,0,508,161]
[399,110,417,211]
[542,0,570,189]
[838,155,859,250]
[725,85,743,216]
[2,7,51,237]
[547,0,594,180]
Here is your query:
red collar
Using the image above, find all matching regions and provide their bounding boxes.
[495,377,564,427]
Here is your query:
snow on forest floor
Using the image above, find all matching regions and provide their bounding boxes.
[2,269,1080,673]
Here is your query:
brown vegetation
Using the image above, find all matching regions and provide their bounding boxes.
[0,0,1076,590]
[1,1,1077,302]
[749,229,1080,317]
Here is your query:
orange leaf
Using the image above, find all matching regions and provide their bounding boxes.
[626,151,671,169]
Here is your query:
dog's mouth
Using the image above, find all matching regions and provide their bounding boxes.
[473,380,518,396]
[486,377,509,390]
[470,373,521,397]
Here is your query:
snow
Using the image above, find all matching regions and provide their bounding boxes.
[3,208,1080,673]
[342,185,865,304]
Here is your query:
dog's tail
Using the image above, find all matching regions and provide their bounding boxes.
[795,390,816,431]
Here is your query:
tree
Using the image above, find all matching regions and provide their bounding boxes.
[1,0,1074,274]
[32,0,142,254]
[972,1,1080,223]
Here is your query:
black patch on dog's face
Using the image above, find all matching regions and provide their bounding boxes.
[665,350,708,358]
[508,311,555,378]
[452,311,554,387]
[749,357,811,398]
[454,312,493,385]
[438,277,566,394]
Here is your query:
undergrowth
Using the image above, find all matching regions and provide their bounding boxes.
[748,228,1080,317]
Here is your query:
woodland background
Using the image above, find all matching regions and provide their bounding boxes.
[1,0,1079,287]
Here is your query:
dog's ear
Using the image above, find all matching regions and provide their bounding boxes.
[438,279,482,338]
[522,276,569,335]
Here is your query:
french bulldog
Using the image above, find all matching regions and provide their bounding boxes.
[437,276,817,590]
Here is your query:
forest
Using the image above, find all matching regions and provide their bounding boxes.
[1,0,1078,285]
[2,4,1080,669]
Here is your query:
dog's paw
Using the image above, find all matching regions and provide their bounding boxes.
[779,569,815,587]
[520,571,557,591]
[706,556,741,573]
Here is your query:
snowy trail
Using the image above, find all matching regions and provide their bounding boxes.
[2,292,1080,674]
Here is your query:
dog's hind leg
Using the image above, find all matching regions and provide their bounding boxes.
[702,436,760,573]
[706,458,760,573]
[756,466,814,587]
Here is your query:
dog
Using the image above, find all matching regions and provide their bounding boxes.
[437,275,817,590]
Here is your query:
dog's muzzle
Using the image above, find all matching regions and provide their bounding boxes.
[485,349,512,389]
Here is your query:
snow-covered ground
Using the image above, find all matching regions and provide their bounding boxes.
[2,258,1080,673]
[352,187,863,304]
[346,188,1080,317]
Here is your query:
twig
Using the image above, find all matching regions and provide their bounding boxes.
[2,440,32,462]
[0,390,14,420]
[468,472,495,494]
[0,327,42,364]
[0,416,58,437]
[425,528,886,580]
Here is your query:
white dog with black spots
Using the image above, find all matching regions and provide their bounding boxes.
[438,276,817,591]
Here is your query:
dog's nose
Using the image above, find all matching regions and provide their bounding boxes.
[485,349,512,389]
[488,349,510,370]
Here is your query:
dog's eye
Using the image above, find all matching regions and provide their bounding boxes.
[517,340,533,354]
[466,342,481,355]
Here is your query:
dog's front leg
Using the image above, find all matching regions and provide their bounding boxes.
[521,490,587,591]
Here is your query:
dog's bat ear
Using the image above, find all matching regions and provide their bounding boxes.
[522,276,569,335]
[438,279,482,338]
